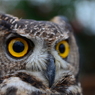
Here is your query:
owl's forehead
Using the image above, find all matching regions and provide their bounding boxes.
[11,19,70,42]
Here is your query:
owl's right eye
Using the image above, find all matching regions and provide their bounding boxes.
[7,37,30,58]
[55,40,70,58]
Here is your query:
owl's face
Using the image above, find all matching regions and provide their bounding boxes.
[0,14,79,88]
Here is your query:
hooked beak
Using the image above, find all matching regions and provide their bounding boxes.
[45,54,56,88]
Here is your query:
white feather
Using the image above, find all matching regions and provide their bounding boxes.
[26,38,48,71]
[66,85,82,94]
[0,77,41,94]
[51,50,69,70]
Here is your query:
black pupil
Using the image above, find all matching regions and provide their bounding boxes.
[59,44,65,53]
[13,41,24,53]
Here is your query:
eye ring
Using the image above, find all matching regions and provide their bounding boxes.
[8,38,29,58]
[56,40,70,58]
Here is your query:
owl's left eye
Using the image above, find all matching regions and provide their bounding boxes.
[7,38,29,58]
[55,40,70,58]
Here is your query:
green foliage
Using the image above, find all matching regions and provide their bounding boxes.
[8,0,76,20]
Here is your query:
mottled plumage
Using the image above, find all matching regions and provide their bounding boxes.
[0,13,82,95]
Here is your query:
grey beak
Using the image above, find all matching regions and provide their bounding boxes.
[45,54,56,88]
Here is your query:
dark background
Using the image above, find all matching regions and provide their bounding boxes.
[0,0,95,95]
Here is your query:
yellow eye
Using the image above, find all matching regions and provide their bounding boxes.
[8,38,29,58]
[56,40,70,58]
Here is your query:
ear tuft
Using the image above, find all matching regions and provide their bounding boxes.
[51,16,73,32]
[0,13,19,31]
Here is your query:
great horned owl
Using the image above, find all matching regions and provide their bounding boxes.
[0,13,82,95]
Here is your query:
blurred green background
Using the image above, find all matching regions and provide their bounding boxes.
[0,0,95,94]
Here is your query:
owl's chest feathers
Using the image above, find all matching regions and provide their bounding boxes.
[0,73,50,95]
[0,70,78,95]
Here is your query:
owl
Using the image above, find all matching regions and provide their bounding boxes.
[0,13,82,95]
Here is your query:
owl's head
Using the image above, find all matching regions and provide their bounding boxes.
[0,14,79,87]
